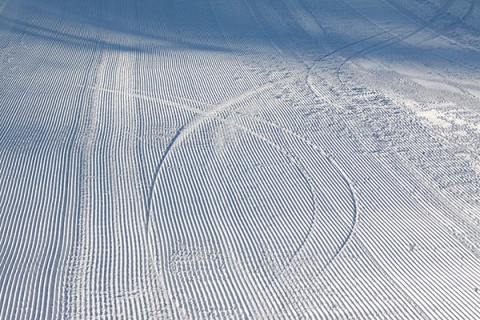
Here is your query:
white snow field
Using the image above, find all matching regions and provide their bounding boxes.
[1,0,480,318]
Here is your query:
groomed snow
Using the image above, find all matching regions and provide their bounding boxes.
[0,0,479,318]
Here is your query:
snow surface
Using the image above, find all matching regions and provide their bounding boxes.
[0,0,480,318]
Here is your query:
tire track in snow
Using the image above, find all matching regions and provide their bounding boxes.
[68,43,107,319]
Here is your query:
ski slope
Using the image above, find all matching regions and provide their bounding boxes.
[0,0,479,318]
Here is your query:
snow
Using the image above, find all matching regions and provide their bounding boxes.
[0,0,479,318]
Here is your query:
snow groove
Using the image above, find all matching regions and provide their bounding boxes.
[1,0,480,318]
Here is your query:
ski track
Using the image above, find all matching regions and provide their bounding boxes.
[297,0,466,267]
[144,85,357,280]
[1,0,480,318]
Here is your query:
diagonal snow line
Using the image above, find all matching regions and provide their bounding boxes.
[380,0,456,27]
[386,0,480,56]
[335,30,400,86]
[76,84,212,110]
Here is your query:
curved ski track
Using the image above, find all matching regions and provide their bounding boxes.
[142,81,358,276]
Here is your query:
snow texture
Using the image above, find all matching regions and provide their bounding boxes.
[0,0,479,318]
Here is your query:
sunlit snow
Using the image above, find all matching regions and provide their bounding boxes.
[0,0,479,318]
